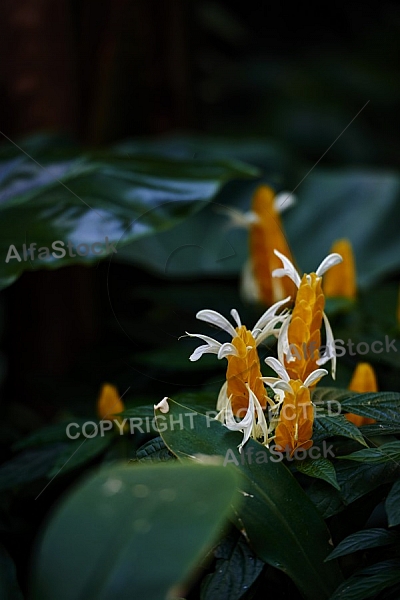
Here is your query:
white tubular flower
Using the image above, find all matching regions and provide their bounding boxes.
[219,384,268,453]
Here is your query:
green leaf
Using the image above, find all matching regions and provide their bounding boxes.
[336,461,400,505]
[47,433,114,478]
[0,444,68,491]
[329,559,400,600]
[201,529,265,600]
[312,388,358,410]
[31,462,240,600]
[306,459,400,519]
[313,415,367,447]
[12,419,90,451]
[284,169,400,289]
[340,393,400,424]
[0,134,258,289]
[0,544,24,600]
[326,528,399,561]
[359,423,400,437]
[339,442,400,464]
[386,479,400,527]
[156,399,343,600]
[296,457,340,490]
[136,436,175,463]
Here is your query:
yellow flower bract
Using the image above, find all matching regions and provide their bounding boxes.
[250,186,296,305]
[323,239,356,299]
[226,325,267,417]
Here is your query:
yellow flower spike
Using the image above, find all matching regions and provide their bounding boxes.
[345,362,377,426]
[263,358,328,456]
[274,380,314,457]
[186,297,290,431]
[273,250,343,381]
[248,185,297,306]
[97,383,125,423]
[323,239,356,300]
[225,325,267,417]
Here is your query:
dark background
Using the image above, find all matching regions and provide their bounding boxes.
[0,0,399,413]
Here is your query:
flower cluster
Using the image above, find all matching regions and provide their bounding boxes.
[186,250,343,453]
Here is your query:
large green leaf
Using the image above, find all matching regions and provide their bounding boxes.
[156,399,343,600]
[0,134,258,289]
[31,462,239,600]
[114,136,400,288]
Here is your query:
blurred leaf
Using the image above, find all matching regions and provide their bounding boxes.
[0,544,24,600]
[326,528,399,561]
[386,479,400,527]
[295,457,340,490]
[12,419,90,451]
[201,529,264,600]
[47,434,114,478]
[0,444,68,491]
[157,399,343,600]
[329,559,400,600]
[0,134,258,289]
[31,462,239,600]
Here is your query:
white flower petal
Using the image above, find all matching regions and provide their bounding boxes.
[303,368,328,388]
[316,312,337,379]
[154,397,170,413]
[315,253,343,277]
[230,309,242,328]
[216,381,229,411]
[240,259,261,303]
[218,342,239,359]
[254,314,289,346]
[216,205,259,228]
[185,332,222,361]
[277,316,291,365]
[196,309,237,338]
[251,386,268,444]
[252,296,291,336]
[272,250,302,288]
[264,357,290,382]
[273,192,296,213]
[224,391,255,453]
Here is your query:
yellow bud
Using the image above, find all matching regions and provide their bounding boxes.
[345,363,377,426]
[97,384,125,421]
[323,239,356,299]
[249,185,296,306]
